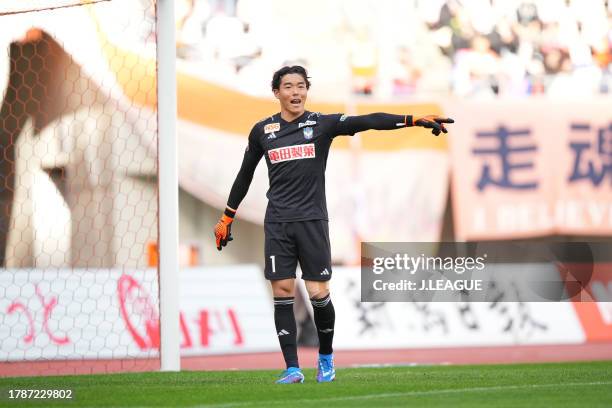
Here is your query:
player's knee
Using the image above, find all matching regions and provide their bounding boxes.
[271,279,295,297]
[309,289,329,300]
[305,280,330,299]
[273,287,294,297]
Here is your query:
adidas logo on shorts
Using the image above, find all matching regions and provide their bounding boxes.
[320,268,330,276]
[277,329,290,336]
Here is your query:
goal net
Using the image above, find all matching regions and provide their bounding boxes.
[0,0,161,376]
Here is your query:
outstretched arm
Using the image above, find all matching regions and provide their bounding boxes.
[335,113,454,136]
[214,128,263,251]
[228,147,262,208]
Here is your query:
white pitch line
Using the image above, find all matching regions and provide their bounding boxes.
[193,381,612,408]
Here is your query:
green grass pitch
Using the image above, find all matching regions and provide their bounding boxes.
[1,361,611,407]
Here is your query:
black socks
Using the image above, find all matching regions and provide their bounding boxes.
[310,293,335,355]
[274,297,299,368]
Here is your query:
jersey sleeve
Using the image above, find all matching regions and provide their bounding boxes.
[324,113,410,138]
[226,124,264,210]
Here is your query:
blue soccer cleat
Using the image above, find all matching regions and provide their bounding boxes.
[275,367,305,384]
[316,353,336,383]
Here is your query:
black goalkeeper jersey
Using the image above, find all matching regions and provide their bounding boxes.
[227,110,409,223]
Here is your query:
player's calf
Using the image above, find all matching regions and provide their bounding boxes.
[310,293,336,382]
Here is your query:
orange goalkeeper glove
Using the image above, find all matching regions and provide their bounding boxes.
[410,115,454,136]
[214,208,235,251]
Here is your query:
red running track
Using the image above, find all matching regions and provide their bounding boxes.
[2,343,612,377]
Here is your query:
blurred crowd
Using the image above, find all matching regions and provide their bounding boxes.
[174,0,612,99]
[435,0,612,98]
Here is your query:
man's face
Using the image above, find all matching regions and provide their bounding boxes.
[273,73,308,118]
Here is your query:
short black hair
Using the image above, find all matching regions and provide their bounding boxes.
[271,65,311,91]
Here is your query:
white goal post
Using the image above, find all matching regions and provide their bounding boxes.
[156,0,180,372]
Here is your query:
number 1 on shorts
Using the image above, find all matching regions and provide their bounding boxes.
[270,255,276,273]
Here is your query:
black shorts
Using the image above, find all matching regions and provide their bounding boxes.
[264,220,332,281]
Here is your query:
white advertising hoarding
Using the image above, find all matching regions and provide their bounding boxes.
[327,267,586,349]
[0,266,276,361]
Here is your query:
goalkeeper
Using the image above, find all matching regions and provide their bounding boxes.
[214,65,454,384]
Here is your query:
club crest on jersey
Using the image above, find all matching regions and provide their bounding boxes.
[264,122,280,134]
[303,126,314,140]
[268,143,315,164]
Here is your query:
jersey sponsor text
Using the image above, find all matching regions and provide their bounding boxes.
[268,144,316,164]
